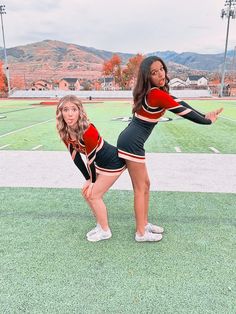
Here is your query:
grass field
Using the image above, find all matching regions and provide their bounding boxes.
[0,98,236,153]
[1,188,235,313]
[0,98,236,313]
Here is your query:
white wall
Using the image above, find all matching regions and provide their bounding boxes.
[10,89,212,99]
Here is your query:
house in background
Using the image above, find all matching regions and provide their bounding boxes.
[31,79,53,91]
[58,78,80,91]
[169,78,187,88]
[101,77,116,90]
[101,77,131,90]
[186,75,208,86]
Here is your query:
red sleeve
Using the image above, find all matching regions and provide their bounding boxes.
[147,88,212,125]
[83,124,100,183]
[147,88,181,109]
[83,124,100,156]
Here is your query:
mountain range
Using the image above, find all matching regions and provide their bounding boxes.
[0,39,235,83]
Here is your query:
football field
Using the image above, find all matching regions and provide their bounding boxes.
[0,99,235,313]
[0,98,236,153]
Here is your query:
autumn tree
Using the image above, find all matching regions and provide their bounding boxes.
[102,53,144,90]
[0,60,8,97]
[102,54,124,88]
[125,54,144,85]
[102,60,114,76]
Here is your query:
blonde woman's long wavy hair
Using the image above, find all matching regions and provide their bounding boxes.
[56,95,90,142]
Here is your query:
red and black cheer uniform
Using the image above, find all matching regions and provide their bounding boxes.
[64,123,126,182]
[117,87,212,163]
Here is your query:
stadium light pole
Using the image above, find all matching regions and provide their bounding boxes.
[220,0,236,97]
[0,4,11,95]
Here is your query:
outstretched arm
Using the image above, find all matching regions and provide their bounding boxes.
[167,95,211,124]
[171,96,223,123]
[171,96,205,117]
[148,89,222,124]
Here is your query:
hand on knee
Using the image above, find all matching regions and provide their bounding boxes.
[82,192,89,201]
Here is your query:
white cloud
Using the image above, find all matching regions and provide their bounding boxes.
[2,0,236,53]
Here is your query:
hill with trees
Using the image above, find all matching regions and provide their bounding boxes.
[0,39,235,89]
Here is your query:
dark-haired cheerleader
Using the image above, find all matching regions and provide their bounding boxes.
[117,56,223,242]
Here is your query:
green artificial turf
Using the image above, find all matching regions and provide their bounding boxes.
[0,99,236,153]
[0,187,235,313]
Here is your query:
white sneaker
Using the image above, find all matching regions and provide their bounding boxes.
[87,226,112,242]
[145,223,164,234]
[135,231,163,242]
[86,224,101,237]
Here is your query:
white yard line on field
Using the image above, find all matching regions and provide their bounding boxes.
[219,116,236,122]
[209,147,220,153]
[174,146,182,153]
[32,145,43,150]
[0,119,54,138]
[0,144,10,149]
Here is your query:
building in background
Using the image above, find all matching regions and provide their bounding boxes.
[58,78,80,91]
[31,79,53,91]
[186,75,208,86]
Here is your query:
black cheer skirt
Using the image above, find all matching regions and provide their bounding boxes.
[95,141,126,176]
[117,116,157,163]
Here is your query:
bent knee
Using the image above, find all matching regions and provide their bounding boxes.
[87,192,103,203]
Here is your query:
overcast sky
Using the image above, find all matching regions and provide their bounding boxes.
[2,0,236,54]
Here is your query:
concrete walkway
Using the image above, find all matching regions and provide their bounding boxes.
[0,151,236,193]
